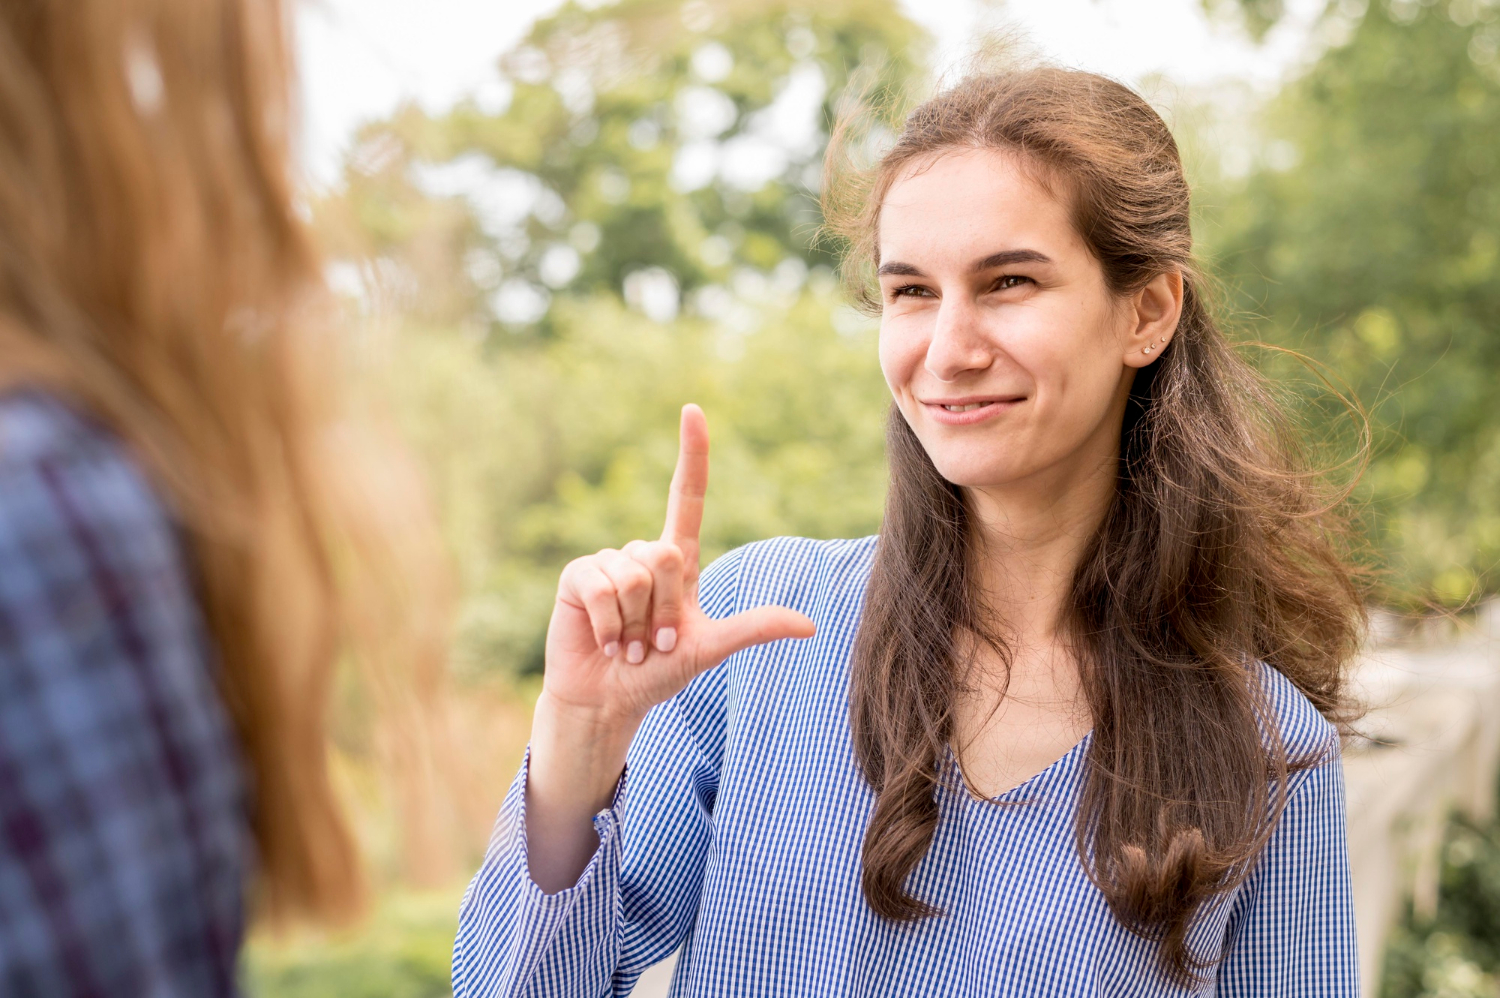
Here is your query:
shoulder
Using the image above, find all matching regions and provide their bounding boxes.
[0,389,176,549]
[0,393,247,993]
[0,387,233,785]
[1252,660,1342,769]
[697,535,878,620]
[0,388,201,671]
[1,389,124,468]
[664,536,877,765]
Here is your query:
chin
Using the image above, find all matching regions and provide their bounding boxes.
[927,454,1028,490]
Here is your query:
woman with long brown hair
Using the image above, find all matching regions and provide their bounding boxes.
[0,0,441,993]
[455,67,1363,996]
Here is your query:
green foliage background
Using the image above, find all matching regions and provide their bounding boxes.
[316,0,914,683]
[1380,794,1500,997]
[249,0,1500,992]
[1203,0,1500,606]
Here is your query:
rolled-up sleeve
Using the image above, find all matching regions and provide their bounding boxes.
[453,547,742,998]
[0,394,248,998]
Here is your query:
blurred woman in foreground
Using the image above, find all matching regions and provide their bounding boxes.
[0,1,442,993]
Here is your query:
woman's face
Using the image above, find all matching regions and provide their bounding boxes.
[877,147,1169,495]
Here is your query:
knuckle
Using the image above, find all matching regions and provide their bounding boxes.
[599,553,632,580]
[581,577,615,604]
[560,559,596,596]
[618,563,653,596]
[657,542,685,573]
[636,540,683,574]
[627,540,660,566]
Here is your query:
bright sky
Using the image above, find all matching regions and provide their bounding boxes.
[295,0,1330,188]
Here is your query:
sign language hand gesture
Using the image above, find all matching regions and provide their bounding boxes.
[527,405,815,893]
[543,404,817,726]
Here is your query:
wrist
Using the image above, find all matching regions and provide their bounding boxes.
[528,692,642,816]
[533,689,646,740]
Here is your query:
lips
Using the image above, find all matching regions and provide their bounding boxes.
[919,395,1025,425]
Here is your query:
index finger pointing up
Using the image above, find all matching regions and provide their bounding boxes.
[662,403,709,563]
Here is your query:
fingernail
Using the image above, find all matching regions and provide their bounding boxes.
[603,641,619,658]
[655,627,677,653]
[626,641,645,664]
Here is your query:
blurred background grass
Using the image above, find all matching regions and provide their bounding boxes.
[249,0,1500,993]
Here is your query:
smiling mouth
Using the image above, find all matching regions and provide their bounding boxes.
[920,396,1025,423]
[925,397,1024,410]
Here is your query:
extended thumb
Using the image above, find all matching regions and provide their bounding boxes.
[696,605,816,667]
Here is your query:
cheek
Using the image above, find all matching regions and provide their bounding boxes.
[1031,296,1124,397]
[877,320,925,393]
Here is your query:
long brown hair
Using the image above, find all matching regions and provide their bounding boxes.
[0,0,448,921]
[827,68,1365,982]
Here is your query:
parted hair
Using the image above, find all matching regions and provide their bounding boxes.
[0,0,448,922]
[825,68,1365,983]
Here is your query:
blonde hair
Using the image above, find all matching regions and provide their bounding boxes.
[0,0,448,921]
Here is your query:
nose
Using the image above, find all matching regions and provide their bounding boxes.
[924,295,994,383]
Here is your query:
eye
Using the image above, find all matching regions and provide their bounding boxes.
[888,284,934,300]
[990,274,1033,292]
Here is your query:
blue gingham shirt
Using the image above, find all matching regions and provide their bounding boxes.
[454,536,1358,996]
[0,391,248,997]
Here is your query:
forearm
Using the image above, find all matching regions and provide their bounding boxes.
[525,691,642,893]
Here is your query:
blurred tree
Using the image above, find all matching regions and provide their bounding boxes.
[1201,0,1289,40]
[1203,0,1500,605]
[314,1,921,676]
[376,289,889,678]
[1380,802,1500,997]
[317,0,925,336]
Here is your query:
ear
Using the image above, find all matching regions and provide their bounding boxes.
[1122,269,1184,369]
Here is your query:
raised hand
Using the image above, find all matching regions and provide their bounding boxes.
[542,403,816,727]
[526,405,815,893]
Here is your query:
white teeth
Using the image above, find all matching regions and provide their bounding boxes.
[942,403,987,412]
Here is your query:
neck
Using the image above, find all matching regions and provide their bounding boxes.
[965,434,1119,652]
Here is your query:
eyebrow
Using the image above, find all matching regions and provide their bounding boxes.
[876,248,1053,278]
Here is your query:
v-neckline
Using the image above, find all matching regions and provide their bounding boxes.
[946,729,1093,804]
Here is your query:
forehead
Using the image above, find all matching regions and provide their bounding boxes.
[877,147,1084,263]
